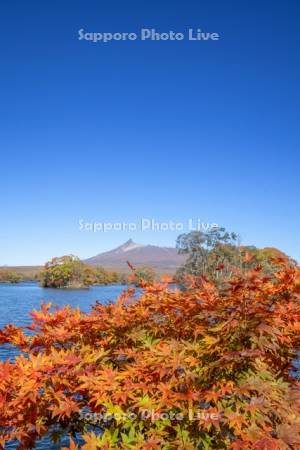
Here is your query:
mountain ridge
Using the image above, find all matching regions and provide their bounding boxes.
[84,239,187,273]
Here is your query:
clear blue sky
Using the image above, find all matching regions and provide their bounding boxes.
[0,0,299,265]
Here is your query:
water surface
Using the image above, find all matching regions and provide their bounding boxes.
[0,282,132,449]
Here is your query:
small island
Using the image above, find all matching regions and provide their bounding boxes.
[40,255,126,289]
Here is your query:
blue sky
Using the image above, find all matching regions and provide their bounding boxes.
[0,0,299,265]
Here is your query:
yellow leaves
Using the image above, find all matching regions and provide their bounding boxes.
[140,334,161,349]
[134,394,157,410]
[29,351,50,370]
[81,432,103,450]
[202,335,219,348]
[82,430,119,450]
[35,417,47,435]
[101,401,126,424]
[75,345,109,365]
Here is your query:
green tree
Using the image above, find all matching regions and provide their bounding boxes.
[40,257,126,288]
[129,265,156,287]
[176,227,238,280]
[40,256,91,288]
[176,227,296,285]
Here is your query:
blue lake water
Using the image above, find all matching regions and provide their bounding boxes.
[0,282,131,360]
[0,282,134,449]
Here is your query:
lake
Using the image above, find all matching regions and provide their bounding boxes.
[0,282,134,449]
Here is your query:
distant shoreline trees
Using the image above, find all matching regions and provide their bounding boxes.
[0,269,22,284]
[0,257,158,288]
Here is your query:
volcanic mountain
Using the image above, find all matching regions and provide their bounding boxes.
[84,239,187,273]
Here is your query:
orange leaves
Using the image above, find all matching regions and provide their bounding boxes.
[253,438,281,450]
[225,412,249,432]
[160,274,173,284]
[204,389,222,403]
[81,433,103,450]
[49,397,80,420]
[0,261,300,448]
[0,324,28,348]
[202,334,219,348]
[0,358,14,381]
[231,440,249,450]
[0,329,10,344]
[62,438,79,450]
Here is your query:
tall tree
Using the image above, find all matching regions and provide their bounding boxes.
[176,227,238,280]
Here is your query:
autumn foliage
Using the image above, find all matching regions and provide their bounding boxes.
[1,257,300,449]
[40,255,126,288]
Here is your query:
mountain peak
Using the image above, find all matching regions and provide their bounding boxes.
[114,239,145,253]
[84,240,187,272]
[123,238,134,246]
